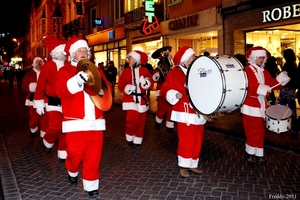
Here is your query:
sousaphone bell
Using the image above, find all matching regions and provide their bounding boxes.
[77,59,112,111]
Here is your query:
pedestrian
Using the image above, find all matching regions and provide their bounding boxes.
[118,50,153,149]
[151,46,175,134]
[15,68,24,90]
[241,46,290,166]
[97,62,104,70]
[55,37,111,197]
[264,56,281,105]
[7,66,15,90]
[21,56,48,138]
[160,46,206,178]
[33,35,68,159]
[106,60,118,97]
[277,48,299,137]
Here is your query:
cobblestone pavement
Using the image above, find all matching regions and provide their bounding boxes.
[0,81,300,200]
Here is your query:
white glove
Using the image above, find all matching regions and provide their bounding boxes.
[152,72,160,82]
[176,92,182,99]
[139,76,146,86]
[276,71,290,85]
[36,107,45,116]
[125,84,136,95]
[76,71,88,86]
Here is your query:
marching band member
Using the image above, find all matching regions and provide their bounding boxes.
[22,56,48,139]
[55,37,111,197]
[33,36,68,159]
[160,46,206,178]
[118,50,153,149]
[241,46,290,165]
[151,46,175,134]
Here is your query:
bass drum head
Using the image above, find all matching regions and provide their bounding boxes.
[186,56,224,115]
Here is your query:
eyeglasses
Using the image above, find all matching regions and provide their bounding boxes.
[76,49,88,54]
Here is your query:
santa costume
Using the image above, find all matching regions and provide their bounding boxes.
[22,56,48,138]
[152,64,174,133]
[33,35,68,159]
[160,46,206,178]
[118,50,153,148]
[241,46,290,165]
[55,37,111,197]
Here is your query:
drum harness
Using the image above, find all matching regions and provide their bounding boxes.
[132,64,148,106]
[249,65,267,119]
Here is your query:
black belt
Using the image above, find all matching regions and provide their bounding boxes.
[47,95,61,106]
[131,92,148,106]
[131,92,146,96]
[29,93,34,101]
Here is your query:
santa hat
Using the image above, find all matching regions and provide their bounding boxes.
[246,46,268,66]
[64,37,89,56]
[127,50,148,65]
[246,46,267,59]
[43,35,66,54]
[32,56,45,66]
[173,46,195,65]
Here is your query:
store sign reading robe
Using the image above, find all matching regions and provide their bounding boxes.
[140,0,159,35]
[262,3,300,22]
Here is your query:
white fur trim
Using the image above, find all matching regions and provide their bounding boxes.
[257,84,270,95]
[33,99,45,108]
[127,51,141,64]
[166,89,180,105]
[29,83,37,92]
[52,44,66,54]
[122,102,148,113]
[83,179,99,192]
[166,121,174,128]
[155,115,163,123]
[70,40,89,56]
[62,118,106,133]
[250,49,266,58]
[181,48,195,64]
[67,76,84,94]
[171,110,206,125]
[57,150,67,159]
[46,105,62,112]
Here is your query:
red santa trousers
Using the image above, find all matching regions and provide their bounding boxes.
[156,96,173,128]
[65,130,103,191]
[243,114,265,156]
[43,110,67,158]
[125,110,146,144]
[177,122,204,168]
[28,106,47,133]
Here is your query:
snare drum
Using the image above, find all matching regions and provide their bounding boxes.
[186,55,248,115]
[265,104,292,133]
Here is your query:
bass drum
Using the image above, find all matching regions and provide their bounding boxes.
[186,55,248,115]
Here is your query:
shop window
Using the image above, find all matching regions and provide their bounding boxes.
[169,0,182,7]
[90,7,97,31]
[115,0,125,20]
[52,18,62,33]
[125,0,158,13]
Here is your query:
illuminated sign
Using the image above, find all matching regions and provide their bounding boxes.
[95,18,103,26]
[140,0,159,35]
[262,4,300,22]
[168,14,198,31]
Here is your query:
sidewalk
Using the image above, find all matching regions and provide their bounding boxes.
[114,84,300,154]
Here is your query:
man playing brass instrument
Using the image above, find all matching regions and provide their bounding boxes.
[151,46,176,133]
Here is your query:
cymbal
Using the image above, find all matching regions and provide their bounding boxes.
[151,46,172,59]
[77,59,101,95]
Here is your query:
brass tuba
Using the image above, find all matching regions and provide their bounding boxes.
[77,59,112,111]
[151,46,174,81]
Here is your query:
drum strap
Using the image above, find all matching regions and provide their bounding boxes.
[249,65,266,118]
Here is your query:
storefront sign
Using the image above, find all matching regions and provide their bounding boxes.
[140,0,159,35]
[168,14,198,31]
[262,3,300,22]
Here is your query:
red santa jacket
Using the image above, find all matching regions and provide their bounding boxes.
[22,69,39,106]
[160,66,206,125]
[34,59,67,111]
[241,64,282,117]
[118,66,153,113]
[55,62,111,133]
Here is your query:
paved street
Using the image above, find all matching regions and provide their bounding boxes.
[0,80,300,200]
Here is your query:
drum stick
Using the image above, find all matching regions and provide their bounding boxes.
[270,83,281,90]
[282,108,291,119]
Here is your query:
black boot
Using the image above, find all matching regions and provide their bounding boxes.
[255,156,267,165]
[155,121,161,130]
[166,127,176,134]
[247,154,256,166]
